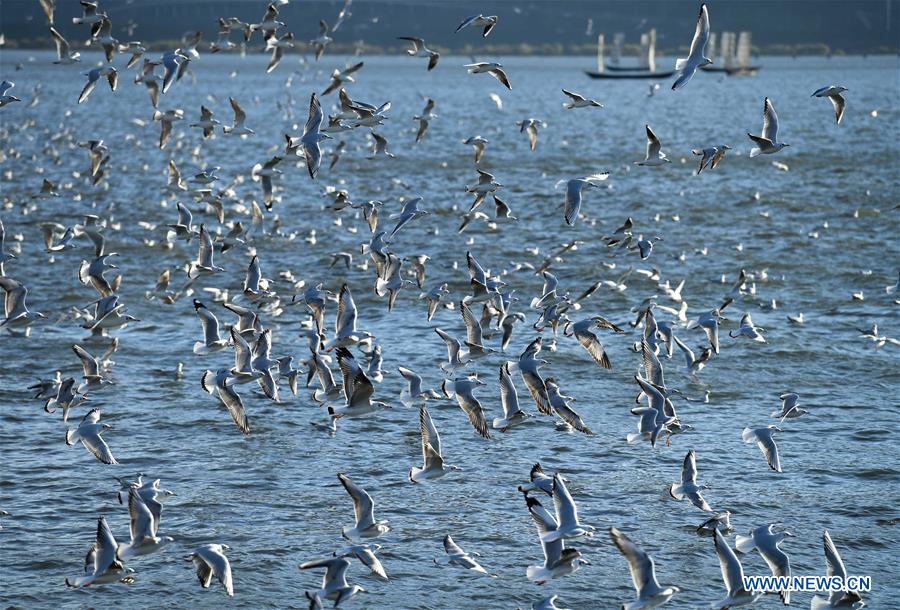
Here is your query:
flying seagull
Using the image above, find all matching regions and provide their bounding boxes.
[409,405,457,483]
[558,173,610,226]
[810,530,865,609]
[78,66,117,104]
[464,62,511,90]
[742,426,783,472]
[735,524,794,605]
[671,4,712,90]
[812,85,848,125]
[635,125,669,166]
[66,408,116,464]
[398,37,440,71]
[455,14,498,37]
[435,534,496,577]
[668,449,713,512]
[51,27,81,64]
[609,527,681,610]
[692,145,731,174]
[66,517,134,587]
[493,362,530,431]
[300,555,366,608]
[748,97,789,156]
[300,93,331,179]
[524,495,586,584]
[186,544,234,597]
[561,89,602,109]
[711,530,762,609]
[337,472,390,540]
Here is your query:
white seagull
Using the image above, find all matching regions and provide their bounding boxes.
[435,534,496,577]
[66,517,134,587]
[810,531,865,609]
[559,173,610,226]
[441,376,491,439]
[397,36,440,71]
[735,524,794,605]
[117,487,174,559]
[223,97,254,136]
[493,362,530,431]
[300,556,366,608]
[78,66,118,104]
[187,544,234,597]
[542,474,595,542]
[748,97,789,156]
[692,145,731,174]
[729,312,766,342]
[772,392,807,420]
[524,495,586,584]
[455,14,498,37]
[812,85,848,125]
[635,125,669,166]
[561,88,602,109]
[671,3,712,90]
[711,530,762,609]
[66,408,116,464]
[51,27,81,64]
[669,449,713,512]
[609,526,681,610]
[742,426,783,472]
[1,277,46,330]
[464,62,511,90]
[301,93,331,179]
[409,405,457,483]
[337,472,390,540]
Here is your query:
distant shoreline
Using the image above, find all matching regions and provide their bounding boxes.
[1,39,898,58]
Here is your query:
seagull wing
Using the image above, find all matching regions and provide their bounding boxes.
[455,386,491,439]
[398,366,423,396]
[551,474,581,529]
[564,179,582,226]
[645,125,662,159]
[757,431,782,472]
[489,67,512,90]
[81,427,117,464]
[338,473,376,529]
[459,300,484,346]
[762,97,779,142]
[575,328,611,368]
[420,405,443,459]
[682,449,699,485]
[93,516,119,576]
[829,93,845,125]
[610,527,663,598]
[688,4,710,60]
[127,487,155,542]
[72,344,100,378]
[714,530,746,597]
[229,97,246,124]
[498,362,520,418]
[822,530,847,581]
[218,384,250,434]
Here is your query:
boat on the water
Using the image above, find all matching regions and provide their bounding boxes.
[701,31,762,76]
[585,30,675,80]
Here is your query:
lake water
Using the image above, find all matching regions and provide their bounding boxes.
[0,50,898,608]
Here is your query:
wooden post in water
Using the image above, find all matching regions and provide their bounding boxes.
[596,34,605,73]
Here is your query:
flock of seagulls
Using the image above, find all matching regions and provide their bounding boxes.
[0,0,890,608]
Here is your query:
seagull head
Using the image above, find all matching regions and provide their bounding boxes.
[703,57,713,66]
